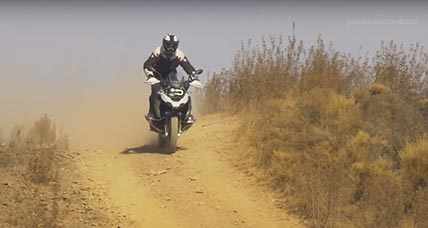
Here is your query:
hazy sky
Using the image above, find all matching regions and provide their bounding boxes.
[0,1,427,134]
[1,1,427,75]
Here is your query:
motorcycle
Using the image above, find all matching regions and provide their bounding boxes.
[144,69,203,153]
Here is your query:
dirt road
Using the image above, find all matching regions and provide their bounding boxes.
[75,114,303,228]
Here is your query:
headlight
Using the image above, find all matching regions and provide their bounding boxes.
[168,88,184,97]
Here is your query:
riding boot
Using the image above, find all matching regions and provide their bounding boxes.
[148,84,161,120]
[184,97,195,124]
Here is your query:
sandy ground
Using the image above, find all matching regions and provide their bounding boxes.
[71,114,303,228]
[0,145,127,228]
[0,76,303,227]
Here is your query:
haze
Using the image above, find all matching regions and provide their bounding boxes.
[0,1,427,137]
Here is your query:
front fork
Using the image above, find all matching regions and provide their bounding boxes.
[147,112,191,136]
[162,113,183,137]
[163,119,181,136]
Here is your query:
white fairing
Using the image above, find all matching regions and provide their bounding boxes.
[145,77,160,85]
[160,92,189,108]
[189,80,203,88]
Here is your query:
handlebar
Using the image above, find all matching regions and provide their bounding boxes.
[145,68,203,87]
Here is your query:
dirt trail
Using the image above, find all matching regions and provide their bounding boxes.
[75,114,303,228]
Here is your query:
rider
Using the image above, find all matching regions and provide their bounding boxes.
[143,33,199,123]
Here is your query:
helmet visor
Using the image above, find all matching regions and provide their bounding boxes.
[164,41,178,53]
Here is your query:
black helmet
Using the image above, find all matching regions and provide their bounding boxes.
[161,33,179,56]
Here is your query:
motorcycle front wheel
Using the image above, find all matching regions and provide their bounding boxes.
[158,134,167,147]
[167,117,179,153]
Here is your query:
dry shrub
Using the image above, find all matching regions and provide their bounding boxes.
[369,83,389,95]
[204,35,428,227]
[249,88,419,227]
[28,113,57,146]
[374,41,428,102]
[0,114,63,227]
[350,160,404,228]
[357,87,426,166]
[417,98,428,122]
[25,114,59,184]
[201,71,230,113]
[202,35,373,114]
[401,136,428,228]
[27,147,56,184]
[248,89,361,227]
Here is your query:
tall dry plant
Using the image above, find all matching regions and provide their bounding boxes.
[27,113,57,147]
[401,136,428,228]
[203,35,428,227]
[0,114,64,227]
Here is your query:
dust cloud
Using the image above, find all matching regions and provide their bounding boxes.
[0,68,155,151]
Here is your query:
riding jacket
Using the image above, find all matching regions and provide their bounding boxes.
[143,46,196,80]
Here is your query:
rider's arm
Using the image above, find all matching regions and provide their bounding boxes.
[176,50,196,76]
[143,48,160,78]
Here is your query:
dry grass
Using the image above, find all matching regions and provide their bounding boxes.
[0,115,68,227]
[203,35,428,227]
